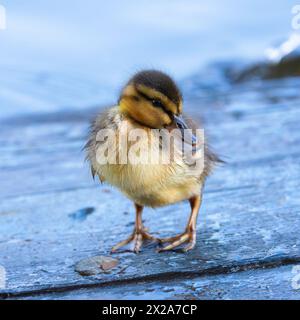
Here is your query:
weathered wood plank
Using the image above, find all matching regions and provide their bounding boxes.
[14,264,300,300]
[1,155,300,297]
[0,75,299,299]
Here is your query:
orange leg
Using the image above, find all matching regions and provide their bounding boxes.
[158,195,202,252]
[111,203,159,253]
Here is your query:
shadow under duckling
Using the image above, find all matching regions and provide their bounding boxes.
[85,70,221,253]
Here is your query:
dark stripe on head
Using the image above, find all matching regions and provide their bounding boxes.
[129,70,182,107]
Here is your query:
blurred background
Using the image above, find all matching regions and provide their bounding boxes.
[0,0,298,119]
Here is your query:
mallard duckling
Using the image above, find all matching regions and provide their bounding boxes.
[85,70,220,253]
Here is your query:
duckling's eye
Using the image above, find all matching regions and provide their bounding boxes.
[152,99,163,108]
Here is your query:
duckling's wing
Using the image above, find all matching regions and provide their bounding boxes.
[182,112,223,178]
[84,107,119,182]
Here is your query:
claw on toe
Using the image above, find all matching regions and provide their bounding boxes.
[111,229,159,254]
[157,230,196,252]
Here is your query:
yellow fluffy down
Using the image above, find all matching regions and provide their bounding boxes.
[87,107,205,207]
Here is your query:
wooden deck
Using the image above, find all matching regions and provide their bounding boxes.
[1,73,300,300]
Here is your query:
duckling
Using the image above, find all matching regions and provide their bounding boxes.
[85,70,220,253]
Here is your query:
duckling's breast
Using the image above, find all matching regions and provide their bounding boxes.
[100,162,201,207]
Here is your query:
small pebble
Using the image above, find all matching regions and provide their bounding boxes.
[75,256,119,276]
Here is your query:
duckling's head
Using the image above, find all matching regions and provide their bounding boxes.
[119,70,183,129]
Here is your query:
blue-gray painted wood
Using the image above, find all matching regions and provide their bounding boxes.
[14,265,300,300]
[0,70,300,299]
